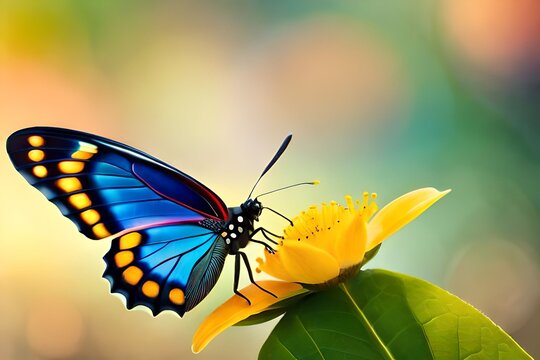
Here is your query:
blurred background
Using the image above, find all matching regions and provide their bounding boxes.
[1,0,539,359]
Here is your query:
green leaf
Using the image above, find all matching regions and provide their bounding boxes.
[259,269,531,360]
[236,290,311,326]
[359,244,382,267]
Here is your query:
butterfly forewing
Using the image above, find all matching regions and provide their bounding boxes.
[6,127,229,240]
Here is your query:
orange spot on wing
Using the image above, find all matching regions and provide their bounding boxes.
[119,232,142,250]
[92,223,111,238]
[123,266,143,285]
[58,161,85,174]
[114,251,134,267]
[32,165,47,178]
[80,209,100,225]
[68,193,91,209]
[56,177,82,192]
[169,288,185,305]
[28,136,44,147]
[28,149,45,162]
[142,280,160,298]
[71,151,94,160]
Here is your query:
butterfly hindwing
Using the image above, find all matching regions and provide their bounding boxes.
[103,221,228,316]
[6,127,229,240]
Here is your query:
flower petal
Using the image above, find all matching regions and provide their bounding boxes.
[366,188,451,250]
[257,250,298,283]
[279,241,340,284]
[334,212,368,268]
[192,281,304,353]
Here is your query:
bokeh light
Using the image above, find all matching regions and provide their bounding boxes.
[26,298,84,359]
[446,239,540,332]
[231,17,406,133]
[443,0,540,83]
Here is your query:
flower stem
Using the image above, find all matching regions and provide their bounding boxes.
[339,283,395,360]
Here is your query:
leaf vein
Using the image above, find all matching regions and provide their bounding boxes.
[309,328,368,344]
[339,283,396,360]
[294,315,325,359]
[273,334,297,359]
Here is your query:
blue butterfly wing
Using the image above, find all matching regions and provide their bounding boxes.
[6,127,231,315]
[103,223,228,316]
[6,127,229,239]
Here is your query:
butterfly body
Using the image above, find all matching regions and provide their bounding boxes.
[221,200,262,254]
[7,127,285,317]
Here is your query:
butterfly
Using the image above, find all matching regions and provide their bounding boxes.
[6,127,310,317]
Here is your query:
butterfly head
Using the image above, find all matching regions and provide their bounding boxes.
[241,198,263,222]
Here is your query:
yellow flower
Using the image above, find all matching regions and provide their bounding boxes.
[192,187,450,353]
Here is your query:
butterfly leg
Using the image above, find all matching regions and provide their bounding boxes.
[250,227,279,253]
[262,228,283,241]
[234,253,251,305]
[251,227,282,243]
[239,251,277,298]
[250,239,276,254]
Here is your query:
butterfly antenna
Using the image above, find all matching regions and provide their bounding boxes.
[246,134,293,200]
[255,180,320,199]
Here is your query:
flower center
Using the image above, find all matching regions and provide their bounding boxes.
[281,192,378,243]
[255,193,378,278]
